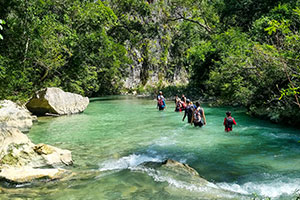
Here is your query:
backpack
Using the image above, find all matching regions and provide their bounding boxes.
[225,117,234,128]
[158,98,164,107]
[193,109,201,122]
[181,102,186,108]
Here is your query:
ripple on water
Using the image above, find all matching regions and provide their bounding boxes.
[24,97,300,200]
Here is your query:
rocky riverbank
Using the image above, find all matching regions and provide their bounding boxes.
[0,88,89,183]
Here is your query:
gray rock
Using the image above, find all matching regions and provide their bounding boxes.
[26,87,89,116]
[0,100,36,133]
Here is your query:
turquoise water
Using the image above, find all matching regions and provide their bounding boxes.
[1,96,300,199]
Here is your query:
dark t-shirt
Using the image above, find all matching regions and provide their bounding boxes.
[185,105,194,123]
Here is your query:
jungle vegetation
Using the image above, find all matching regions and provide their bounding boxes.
[0,0,299,126]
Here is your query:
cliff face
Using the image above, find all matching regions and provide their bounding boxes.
[109,0,190,91]
[123,43,189,90]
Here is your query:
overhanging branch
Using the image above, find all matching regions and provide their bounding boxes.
[167,14,213,33]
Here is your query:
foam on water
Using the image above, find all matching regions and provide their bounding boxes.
[99,153,210,191]
[153,136,177,146]
[131,166,241,199]
[217,177,300,198]
[99,154,242,199]
[99,154,163,171]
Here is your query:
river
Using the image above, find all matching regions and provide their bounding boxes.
[1,96,300,199]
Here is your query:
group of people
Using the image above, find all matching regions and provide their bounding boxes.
[157,91,237,132]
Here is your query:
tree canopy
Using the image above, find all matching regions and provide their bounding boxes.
[0,0,299,126]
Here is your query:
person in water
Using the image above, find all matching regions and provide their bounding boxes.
[182,99,194,123]
[224,111,236,132]
[192,102,206,127]
[157,91,166,111]
[175,95,185,112]
[174,95,180,112]
[181,94,187,104]
[174,95,179,104]
[157,91,164,100]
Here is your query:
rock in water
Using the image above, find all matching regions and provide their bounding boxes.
[0,100,37,133]
[144,159,209,186]
[142,159,251,199]
[26,87,89,115]
[0,128,73,183]
[0,167,69,183]
[162,159,201,177]
[33,143,73,166]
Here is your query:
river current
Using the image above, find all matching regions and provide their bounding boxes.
[2,96,300,199]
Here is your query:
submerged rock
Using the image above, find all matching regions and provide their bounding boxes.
[26,87,89,116]
[143,159,210,188]
[33,143,73,166]
[142,159,251,199]
[0,100,37,133]
[0,128,73,183]
[161,159,201,177]
[0,167,69,183]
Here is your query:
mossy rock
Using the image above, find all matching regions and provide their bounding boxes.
[33,144,55,155]
[1,153,19,166]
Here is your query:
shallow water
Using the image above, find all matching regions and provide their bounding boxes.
[1,96,300,199]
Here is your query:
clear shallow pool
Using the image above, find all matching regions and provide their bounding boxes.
[1,96,300,199]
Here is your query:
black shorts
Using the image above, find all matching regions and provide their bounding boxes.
[194,121,204,127]
[159,106,165,111]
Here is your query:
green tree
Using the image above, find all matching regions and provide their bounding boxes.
[0,19,5,40]
[0,0,130,99]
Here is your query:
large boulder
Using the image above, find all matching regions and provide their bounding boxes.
[0,128,73,183]
[0,100,37,133]
[26,87,89,116]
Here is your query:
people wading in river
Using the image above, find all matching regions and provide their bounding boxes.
[224,111,236,132]
[174,95,181,112]
[192,102,206,127]
[157,91,166,111]
[182,99,194,123]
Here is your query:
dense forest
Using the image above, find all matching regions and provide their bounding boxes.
[0,0,300,126]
